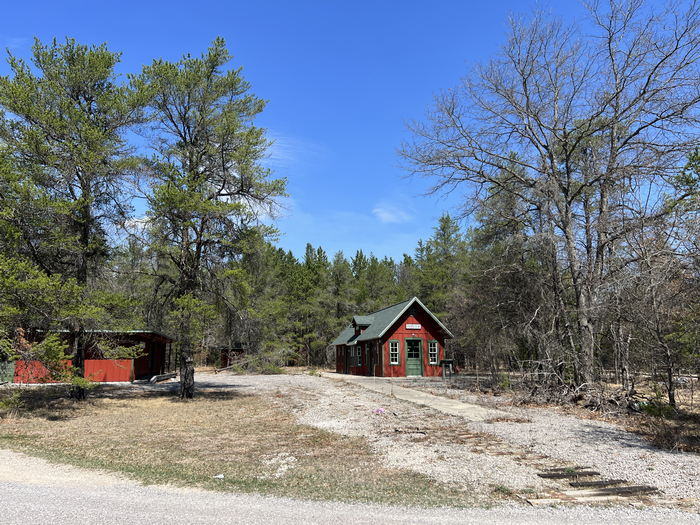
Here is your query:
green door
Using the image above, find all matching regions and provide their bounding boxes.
[405,339,422,376]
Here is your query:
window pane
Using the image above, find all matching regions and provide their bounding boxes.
[389,341,399,365]
[429,341,438,364]
[407,340,419,358]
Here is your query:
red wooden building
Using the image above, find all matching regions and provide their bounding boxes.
[9,330,174,383]
[331,297,453,377]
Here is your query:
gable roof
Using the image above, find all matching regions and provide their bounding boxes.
[331,297,453,346]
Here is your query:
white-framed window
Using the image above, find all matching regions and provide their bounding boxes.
[428,340,438,364]
[389,340,400,365]
[357,345,362,366]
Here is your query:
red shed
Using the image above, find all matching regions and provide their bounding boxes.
[11,330,174,383]
[331,297,453,377]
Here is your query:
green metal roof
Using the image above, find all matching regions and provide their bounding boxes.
[330,297,453,346]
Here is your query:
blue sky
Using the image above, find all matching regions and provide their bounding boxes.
[0,1,586,260]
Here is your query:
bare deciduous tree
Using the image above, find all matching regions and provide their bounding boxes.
[402,0,700,388]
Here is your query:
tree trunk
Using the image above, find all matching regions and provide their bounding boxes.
[69,328,86,400]
[69,190,93,400]
[665,344,676,408]
[179,318,195,399]
[180,353,195,399]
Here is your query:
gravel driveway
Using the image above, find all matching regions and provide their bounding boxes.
[195,372,700,505]
[391,376,700,501]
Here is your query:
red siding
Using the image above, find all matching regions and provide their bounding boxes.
[347,341,370,376]
[13,360,73,383]
[335,346,344,373]
[15,359,135,383]
[84,359,133,382]
[380,309,446,377]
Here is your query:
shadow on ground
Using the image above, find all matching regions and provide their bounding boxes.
[0,375,251,420]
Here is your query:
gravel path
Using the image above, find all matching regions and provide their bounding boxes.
[394,377,700,502]
[205,373,553,499]
[1,448,698,524]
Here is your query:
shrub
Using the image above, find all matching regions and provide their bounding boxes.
[497,372,511,390]
[639,400,676,419]
[0,391,23,418]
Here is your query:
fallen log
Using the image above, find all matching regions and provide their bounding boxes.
[561,485,658,499]
[214,358,248,373]
[569,479,626,488]
[149,372,177,384]
[588,485,658,496]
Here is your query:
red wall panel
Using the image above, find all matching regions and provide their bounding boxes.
[13,359,134,383]
[84,359,133,382]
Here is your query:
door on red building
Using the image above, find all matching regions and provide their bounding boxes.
[406,339,422,376]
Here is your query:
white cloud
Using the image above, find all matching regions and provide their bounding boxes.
[124,216,150,234]
[264,131,326,171]
[3,37,29,51]
[372,204,412,224]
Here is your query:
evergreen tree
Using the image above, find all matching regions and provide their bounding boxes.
[136,38,285,397]
[0,38,143,396]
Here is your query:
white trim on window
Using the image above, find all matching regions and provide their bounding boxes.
[389,340,400,365]
[428,340,438,365]
[356,344,362,366]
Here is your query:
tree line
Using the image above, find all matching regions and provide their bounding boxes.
[3,1,700,408]
[402,0,700,407]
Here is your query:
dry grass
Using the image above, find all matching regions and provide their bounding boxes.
[623,409,700,453]
[0,387,475,507]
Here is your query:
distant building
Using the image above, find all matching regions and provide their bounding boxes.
[331,297,452,377]
[218,342,246,368]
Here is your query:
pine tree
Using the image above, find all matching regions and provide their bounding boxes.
[137,38,285,397]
